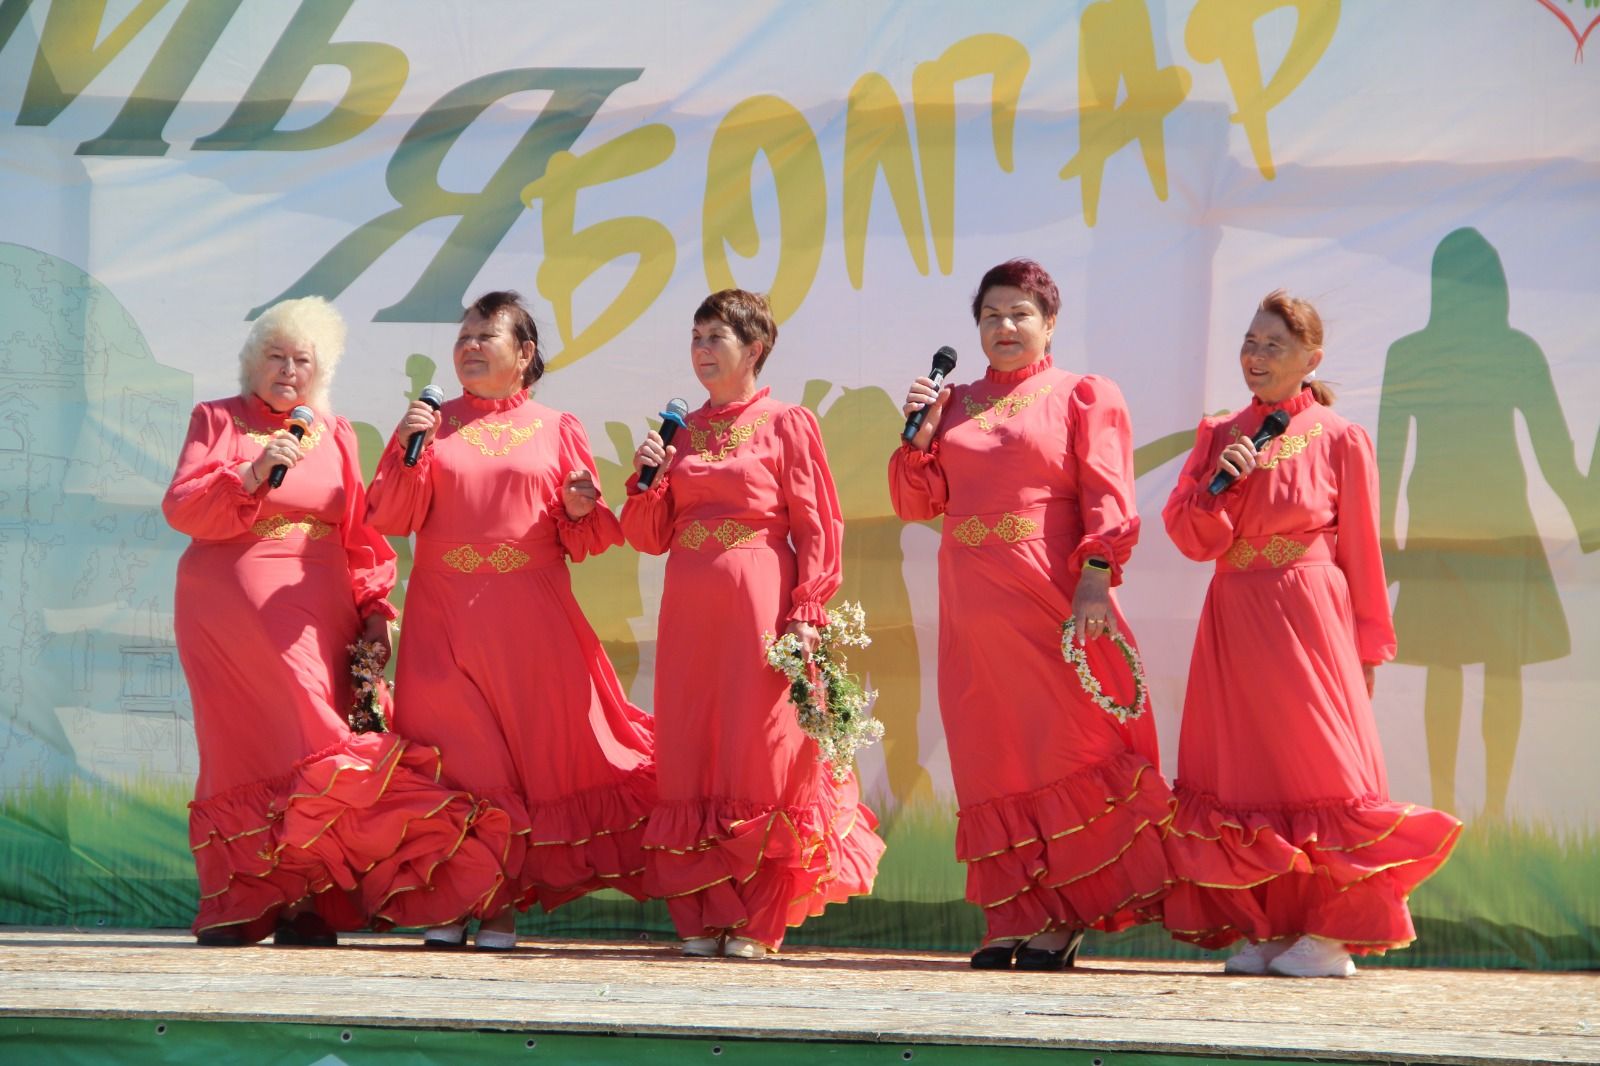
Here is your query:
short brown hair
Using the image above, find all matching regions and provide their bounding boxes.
[465,290,544,387]
[695,289,778,374]
[1257,289,1334,405]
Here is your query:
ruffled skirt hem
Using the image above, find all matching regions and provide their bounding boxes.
[642,770,884,950]
[481,763,658,912]
[954,751,1176,942]
[1161,785,1462,953]
[189,732,513,941]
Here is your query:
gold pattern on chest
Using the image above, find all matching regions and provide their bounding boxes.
[448,415,542,457]
[1229,421,1324,471]
[963,384,1053,432]
[687,412,770,462]
[233,416,324,452]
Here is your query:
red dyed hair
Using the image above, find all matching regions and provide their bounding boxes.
[971,258,1061,324]
[1257,289,1334,405]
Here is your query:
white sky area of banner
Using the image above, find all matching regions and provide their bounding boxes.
[1,2,1597,823]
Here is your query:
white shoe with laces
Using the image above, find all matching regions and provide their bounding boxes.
[1223,939,1291,975]
[1267,935,1356,978]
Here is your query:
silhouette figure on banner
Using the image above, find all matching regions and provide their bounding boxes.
[1377,227,1600,821]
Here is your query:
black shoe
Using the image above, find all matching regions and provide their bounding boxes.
[1015,930,1086,972]
[969,942,1020,970]
[195,927,247,947]
[273,911,338,947]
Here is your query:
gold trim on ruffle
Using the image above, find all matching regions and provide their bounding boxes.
[251,514,334,540]
[440,543,531,574]
[949,511,1039,547]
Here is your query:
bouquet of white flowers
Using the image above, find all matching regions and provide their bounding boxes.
[763,601,884,783]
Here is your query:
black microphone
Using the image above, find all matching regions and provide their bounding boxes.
[268,405,315,488]
[1208,409,1291,495]
[902,346,958,443]
[639,398,689,489]
[404,384,446,467]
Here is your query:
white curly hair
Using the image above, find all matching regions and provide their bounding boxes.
[238,296,347,410]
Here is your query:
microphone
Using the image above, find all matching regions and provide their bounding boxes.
[268,406,315,488]
[639,398,689,489]
[1208,409,1291,495]
[901,346,958,443]
[404,384,446,467]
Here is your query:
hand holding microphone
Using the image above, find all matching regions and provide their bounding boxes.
[1208,409,1291,495]
[264,405,315,489]
[901,346,958,449]
[402,385,446,467]
[635,398,689,489]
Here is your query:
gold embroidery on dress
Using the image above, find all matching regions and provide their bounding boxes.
[678,520,711,550]
[251,514,333,540]
[233,416,324,452]
[963,384,1053,432]
[485,545,531,573]
[712,520,758,550]
[1225,540,1258,569]
[952,516,989,546]
[1262,535,1309,567]
[687,412,770,462]
[992,513,1039,543]
[448,416,542,457]
[442,545,485,573]
[1257,422,1323,470]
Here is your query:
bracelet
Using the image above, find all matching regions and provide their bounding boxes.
[1083,557,1111,571]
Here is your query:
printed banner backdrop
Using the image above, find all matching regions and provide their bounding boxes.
[1,1,1596,966]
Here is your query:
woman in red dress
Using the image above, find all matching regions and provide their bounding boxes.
[1161,291,1461,977]
[164,297,511,946]
[889,259,1174,970]
[368,290,655,951]
[620,289,884,959]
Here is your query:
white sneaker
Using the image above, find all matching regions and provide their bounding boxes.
[1223,939,1291,975]
[1267,935,1356,978]
[681,936,721,957]
[722,937,768,959]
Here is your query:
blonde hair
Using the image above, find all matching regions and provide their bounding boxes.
[238,296,347,409]
[1257,289,1335,406]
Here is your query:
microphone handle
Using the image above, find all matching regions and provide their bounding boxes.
[403,428,428,467]
[1207,423,1283,495]
[901,369,949,443]
[267,423,307,489]
[638,419,682,490]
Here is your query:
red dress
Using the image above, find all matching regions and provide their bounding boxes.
[888,358,1174,943]
[367,389,655,913]
[1161,387,1461,952]
[164,395,511,942]
[620,389,884,950]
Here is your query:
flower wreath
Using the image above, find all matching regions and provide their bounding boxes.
[764,601,884,783]
[1059,617,1149,724]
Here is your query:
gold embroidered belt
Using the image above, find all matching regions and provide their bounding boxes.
[1217,531,1335,573]
[943,503,1071,548]
[250,514,334,540]
[673,518,786,553]
[414,536,560,575]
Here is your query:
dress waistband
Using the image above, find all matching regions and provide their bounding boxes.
[673,517,788,553]
[414,535,562,574]
[1216,531,1335,573]
[249,513,336,541]
[943,502,1074,548]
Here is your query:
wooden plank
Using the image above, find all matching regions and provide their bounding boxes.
[0,930,1594,1065]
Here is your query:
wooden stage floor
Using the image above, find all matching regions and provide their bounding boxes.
[0,929,1594,1064]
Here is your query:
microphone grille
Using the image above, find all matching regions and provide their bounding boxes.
[664,397,690,418]
[419,384,446,407]
[932,346,958,374]
[289,405,315,426]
